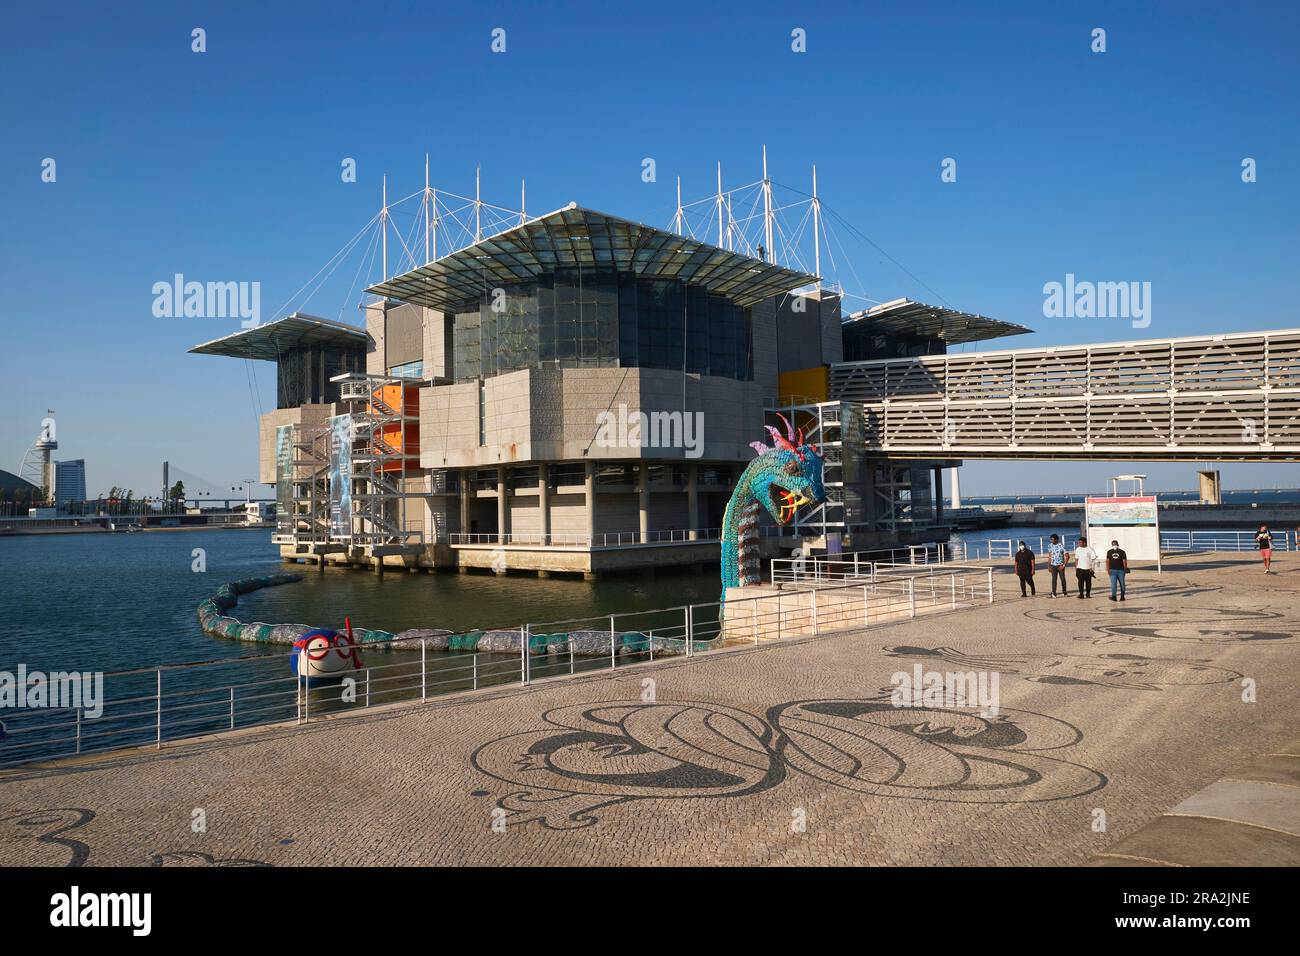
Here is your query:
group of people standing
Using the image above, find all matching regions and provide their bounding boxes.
[1013,534,1130,601]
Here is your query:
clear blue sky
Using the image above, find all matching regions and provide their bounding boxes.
[2,0,1297,498]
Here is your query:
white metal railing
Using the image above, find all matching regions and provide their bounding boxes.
[770,539,1043,580]
[0,571,995,769]
[1159,530,1293,553]
[447,528,726,547]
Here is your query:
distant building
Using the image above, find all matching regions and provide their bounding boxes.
[55,459,87,511]
[0,469,39,496]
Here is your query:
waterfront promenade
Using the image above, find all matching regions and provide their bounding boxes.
[1,553,1297,866]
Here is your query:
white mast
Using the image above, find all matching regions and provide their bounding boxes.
[381,174,389,280]
[811,164,822,286]
[673,176,683,236]
[726,193,734,251]
[423,154,431,264]
[474,165,482,242]
[762,145,774,264]
[715,162,724,247]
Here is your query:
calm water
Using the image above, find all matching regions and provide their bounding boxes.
[0,528,721,675]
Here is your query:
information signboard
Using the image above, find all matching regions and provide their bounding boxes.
[1085,495,1160,572]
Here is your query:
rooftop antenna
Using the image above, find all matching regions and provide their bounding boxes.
[520,178,527,225]
[761,145,774,265]
[715,162,724,247]
[673,176,683,236]
[474,165,483,242]
[811,164,822,287]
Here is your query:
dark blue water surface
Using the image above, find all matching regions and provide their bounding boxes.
[0,528,721,675]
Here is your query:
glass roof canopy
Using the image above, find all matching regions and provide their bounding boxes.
[366,203,820,313]
[188,313,367,361]
[843,297,1032,344]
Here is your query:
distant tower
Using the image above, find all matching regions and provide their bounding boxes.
[18,411,58,504]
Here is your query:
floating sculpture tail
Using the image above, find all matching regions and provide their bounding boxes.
[720,413,826,607]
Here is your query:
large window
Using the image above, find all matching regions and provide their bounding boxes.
[452,269,752,383]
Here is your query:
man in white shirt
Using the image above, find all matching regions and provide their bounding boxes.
[1073,536,1098,599]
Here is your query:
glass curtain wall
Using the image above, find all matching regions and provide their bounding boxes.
[452,266,752,382]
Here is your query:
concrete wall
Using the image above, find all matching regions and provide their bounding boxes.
[422,309,454,380]
[419,364,770,469]
[364,301,425,374]
[257,404,334,483]
[385,303,423,368]
[549,493,588,536]
[775,289,843,373]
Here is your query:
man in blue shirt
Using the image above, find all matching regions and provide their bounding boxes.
[1046,533,1070,598]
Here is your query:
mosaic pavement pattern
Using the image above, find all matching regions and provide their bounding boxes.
[1,554,1297,866]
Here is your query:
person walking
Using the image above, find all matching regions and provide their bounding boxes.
[1046,533,1070,598]
[1105,539,1129,601]
[1074,536,1098,599]
[1256,524,1274,573]
[1014,541,1036,597]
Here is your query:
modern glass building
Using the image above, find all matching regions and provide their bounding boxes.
[191,203,1020,575]
[54,459,86,511]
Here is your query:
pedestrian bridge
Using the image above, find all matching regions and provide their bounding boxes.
[828,327,1300,460]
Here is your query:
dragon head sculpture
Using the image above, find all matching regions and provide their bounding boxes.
[744,416,827,527]
[720,413,826,602]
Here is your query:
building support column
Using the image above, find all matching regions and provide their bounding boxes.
[637,463,649,543]
[584,459,596,547]
[538,463,550,545]
[496,466,508,544]
[933,466,944,524]
[459,469,471,539]
[950,466,962,509]
[687,462,699,540]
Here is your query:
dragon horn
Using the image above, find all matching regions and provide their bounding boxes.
[775,412,795,441]
[796,427,804,446]
[765,425,784,445]
[749,441,770,455]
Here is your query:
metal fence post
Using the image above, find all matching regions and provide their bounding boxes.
[863,585,869,625]
[986,566,994,604]
[685,606,692,657]
[951,574,957,609]
[909,579,916,619]
[421,640,427,701]
[776,590,783,639]
[610,615,617,669]
[473,652,478,690]
[75,708,81,754]
[155,669,162,749]
[570,636,575,675]
[229,687,235,730]
[303,674,309,723]
[521,625,529,684]
[811,589,819,636]
[365,668,371,707]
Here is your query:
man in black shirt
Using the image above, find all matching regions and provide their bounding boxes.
[1014,541,1036,597]
[1106,540,1129,601]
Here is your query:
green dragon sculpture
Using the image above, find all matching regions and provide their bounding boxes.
[720,413,826,605]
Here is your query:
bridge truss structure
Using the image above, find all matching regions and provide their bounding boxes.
[829,328,1300,460]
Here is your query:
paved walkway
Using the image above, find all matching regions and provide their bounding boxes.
[2,553,1297,866]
